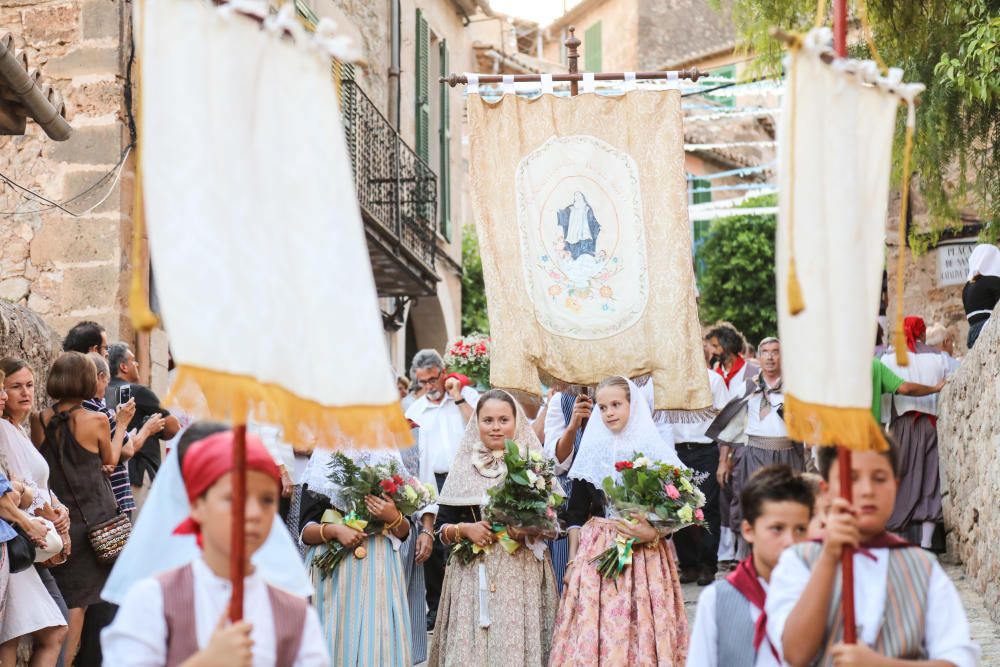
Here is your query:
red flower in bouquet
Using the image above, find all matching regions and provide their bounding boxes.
[379,479,398,495]
[392,474,404,485]
[614,460,634,472]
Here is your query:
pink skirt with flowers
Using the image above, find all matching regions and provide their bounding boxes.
[549,517,688,667]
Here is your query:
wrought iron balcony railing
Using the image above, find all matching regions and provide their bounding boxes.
[339,78,438,297]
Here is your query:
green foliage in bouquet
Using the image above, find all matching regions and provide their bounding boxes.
[448,440,563,564]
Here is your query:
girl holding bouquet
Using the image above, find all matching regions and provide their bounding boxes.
[299,446,414,666]
[549,376,689,666]
[428,390,559,667]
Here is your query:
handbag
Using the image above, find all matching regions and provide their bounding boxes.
[46,412,132,565]
[7,525,37,573]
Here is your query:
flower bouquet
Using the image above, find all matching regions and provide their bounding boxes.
[591,453,707,579]
[443,334,491,389]
[312,453,436,576]
[450,441,563,565]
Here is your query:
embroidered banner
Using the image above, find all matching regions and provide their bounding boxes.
[138,0,408,449]
[468,90,711,411]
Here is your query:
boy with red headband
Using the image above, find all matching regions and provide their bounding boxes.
[767,446,978,667]
[688,465,814,667]
[102,430,327,666]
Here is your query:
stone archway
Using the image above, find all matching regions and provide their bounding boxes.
[407,294,450,359]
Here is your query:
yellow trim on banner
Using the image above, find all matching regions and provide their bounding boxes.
[166,365,413,450]
[784,392,888,452]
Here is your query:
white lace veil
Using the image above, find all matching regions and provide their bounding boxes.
[568,377,686,488]
[437,390,543,507]
[101,435,314,604]
[301,444,410,511]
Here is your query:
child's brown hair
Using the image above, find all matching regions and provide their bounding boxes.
[816,441,898,481]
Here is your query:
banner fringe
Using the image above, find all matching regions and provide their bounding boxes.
[784,392,888,452]
[166,365,412,450]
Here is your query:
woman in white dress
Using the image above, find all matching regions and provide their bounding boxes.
[0,365,68,667]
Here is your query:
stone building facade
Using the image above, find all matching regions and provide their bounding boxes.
[0,0,159,383]
[303,0,485,374]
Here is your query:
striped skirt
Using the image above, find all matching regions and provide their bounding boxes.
[399,522,428,663]
[307,534,412,667]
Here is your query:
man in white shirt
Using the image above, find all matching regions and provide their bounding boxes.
[404,349,479,630]
[709,338,804,560]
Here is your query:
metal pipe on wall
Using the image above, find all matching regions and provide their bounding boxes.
[389,0,401,130]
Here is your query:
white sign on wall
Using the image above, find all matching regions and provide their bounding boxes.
[938,241,977,287]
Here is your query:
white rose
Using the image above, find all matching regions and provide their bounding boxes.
[633,456,650,468]
[535,476,547,490]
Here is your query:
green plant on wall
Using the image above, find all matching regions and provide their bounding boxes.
[697,195,778,346]
[461,225,490,335]
[718,0,999,244]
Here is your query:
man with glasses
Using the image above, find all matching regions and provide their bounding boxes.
[63,320,109,358]
[404,348,479,631]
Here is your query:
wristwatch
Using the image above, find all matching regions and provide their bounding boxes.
[454,398,467,405]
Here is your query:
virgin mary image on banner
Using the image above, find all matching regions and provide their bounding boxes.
[557,192,601,260]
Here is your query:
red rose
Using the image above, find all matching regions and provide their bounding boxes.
[614,461,634,472]
[392,474,404,485]
[474,342,487,355]
[379,479,398,495]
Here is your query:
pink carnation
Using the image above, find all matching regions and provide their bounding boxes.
[664,484,681,500]
[694,508,704,521]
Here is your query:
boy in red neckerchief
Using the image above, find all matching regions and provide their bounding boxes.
[688,465,815,667]
[767,446,979,667]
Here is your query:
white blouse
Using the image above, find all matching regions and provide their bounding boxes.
[101,558,328,667]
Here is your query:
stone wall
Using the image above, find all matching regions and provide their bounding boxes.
[0,300,62,408]
[0,0,134,344]
[938,304,1000,625]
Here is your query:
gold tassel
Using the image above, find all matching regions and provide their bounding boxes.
[892,102,917,367]
[787,257,806,315]
[129,0,158,333]
[785,36,805,315]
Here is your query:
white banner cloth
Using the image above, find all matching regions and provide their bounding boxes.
[776,28,922,447]
[138,0,406,447]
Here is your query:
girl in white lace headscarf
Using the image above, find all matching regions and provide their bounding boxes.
[550,376,689,666]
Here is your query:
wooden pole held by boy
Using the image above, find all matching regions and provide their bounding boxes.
[831,0,858,645]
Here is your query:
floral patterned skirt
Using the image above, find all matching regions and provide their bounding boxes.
[549,518,688,667]
[428,545,558,667]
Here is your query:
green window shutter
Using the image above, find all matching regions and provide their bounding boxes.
[584,22,602,72]
[707,64,736,108]
[692,177,712,205]
[415,9,430,162]
[439,40,451,241]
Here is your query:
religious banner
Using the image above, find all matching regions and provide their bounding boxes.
[468,89,711,412]
[137,0,407,449]
[776,28,923,449]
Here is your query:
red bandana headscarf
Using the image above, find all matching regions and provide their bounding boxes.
[173,431,281,545]
[903,316,926,353]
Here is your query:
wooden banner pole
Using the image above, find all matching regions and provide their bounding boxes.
[229,423,248,622]
[832,0,858,646]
